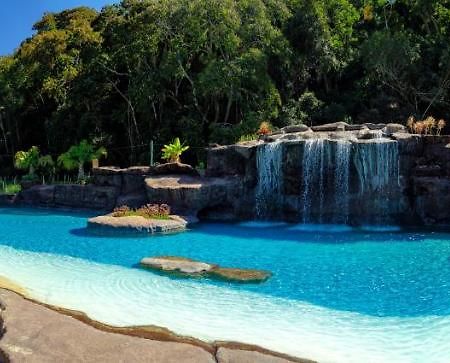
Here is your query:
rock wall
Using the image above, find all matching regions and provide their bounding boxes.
[8,123,450,225]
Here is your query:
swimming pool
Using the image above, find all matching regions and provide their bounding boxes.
[0,207,449,362]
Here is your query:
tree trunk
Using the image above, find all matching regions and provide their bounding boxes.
[78,163,85,180]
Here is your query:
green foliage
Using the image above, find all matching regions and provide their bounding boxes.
[0,0,449,168]
[57,140,107,180]
[0,178,21,195]
[14,146,54,179]
[161,138,190,163]
[112,204,171,220]
[238,134,258,143]
[280,92,324,126]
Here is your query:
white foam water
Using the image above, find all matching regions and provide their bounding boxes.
[256,142,283,218]
[1,245,450,363]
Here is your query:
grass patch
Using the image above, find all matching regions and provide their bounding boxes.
[112,204,171,220]
[0,179,21,195]
[117,210,171,220]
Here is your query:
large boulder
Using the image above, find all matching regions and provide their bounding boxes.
[357,130,383,140]
[206,144,258,188]
[281,125,311,134]
[140,256,271,283]
[54,185,119,210]
[145,175,242,217]
[311,122,348,132]
[363,123,386,130]
[17,185,55,206]
[382,123,407,135]
[412,177,450,225]
[92,167,123,189]
[121,166,152,194]
[153,162,199,176]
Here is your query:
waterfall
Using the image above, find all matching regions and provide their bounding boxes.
[353,140,400,223]
[301,139,326,223]
[254,136,400,224]
[256,141,283,218]
[301,139,351,224]
[334,141,351,223]
[354,140,399,194]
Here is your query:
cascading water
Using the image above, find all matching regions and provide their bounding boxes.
[255,135,400,224]
[256,141,283,218]
[301,139,326,223]
[354,140,399,194]
[334,141,351,223]
[353,139,400,223]
[301,139,352,223]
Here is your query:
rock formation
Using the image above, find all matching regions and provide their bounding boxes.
[9,124,450,225]
[140,256,271,283]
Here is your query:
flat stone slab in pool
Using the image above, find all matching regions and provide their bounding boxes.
[140,256,271,283]
[88,214,195,234]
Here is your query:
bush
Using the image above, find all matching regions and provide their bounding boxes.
[112,204,171,219]
[279,92,324,126]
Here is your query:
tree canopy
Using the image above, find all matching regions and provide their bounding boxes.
[1,0,449,172]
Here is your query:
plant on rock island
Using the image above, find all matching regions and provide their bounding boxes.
[57,140,107,180]
[161,138,189,163]
[14,146,54,180]
[112,204,171,219]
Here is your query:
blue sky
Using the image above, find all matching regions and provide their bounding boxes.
[0,0,116,55]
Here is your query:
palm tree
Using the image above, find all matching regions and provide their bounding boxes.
[161,138,190,163]
[14,146,41,176]
[58,140,107,180]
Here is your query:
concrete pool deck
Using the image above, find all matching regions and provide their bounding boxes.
[0,286,312,363]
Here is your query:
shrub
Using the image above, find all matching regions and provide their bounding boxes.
[407,116,446,136]
[257,121,272,136]
[112,205,130,217]
[112,204,171,219]
[238,134,258,142]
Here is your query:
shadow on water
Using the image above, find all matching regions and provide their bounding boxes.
[69,227,187,239]
[193,221,450,244]
[0,206,96,218]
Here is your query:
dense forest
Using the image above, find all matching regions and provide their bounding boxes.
[0,0,449,171]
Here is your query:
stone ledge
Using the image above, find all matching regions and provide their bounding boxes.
[140,256,271,283]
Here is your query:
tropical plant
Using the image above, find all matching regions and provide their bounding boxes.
[161,138,189,163]
[57,140,107,180]
[14,146,41,176]
[14,146,54,180]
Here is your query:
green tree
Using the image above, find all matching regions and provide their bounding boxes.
[14,146,54,180]
[57,140,107,180]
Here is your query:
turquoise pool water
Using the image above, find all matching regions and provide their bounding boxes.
[1,207,450,362]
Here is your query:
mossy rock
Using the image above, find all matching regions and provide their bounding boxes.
[209,267,271,283]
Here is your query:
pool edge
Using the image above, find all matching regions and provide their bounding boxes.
[0,283,314,363]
